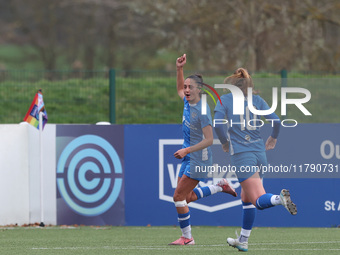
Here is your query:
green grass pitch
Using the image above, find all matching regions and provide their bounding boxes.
[0,226,339,254]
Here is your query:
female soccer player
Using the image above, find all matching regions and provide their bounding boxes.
[169,54,237,245]
[214,68,297,252]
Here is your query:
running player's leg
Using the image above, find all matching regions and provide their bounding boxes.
[227,151,265,251]
[185,179,237,203]
[248,152,297,214]
[226,152,259,251]
[227,184,256,252]
[170,175,199,245]
[241,171,296,214]
[240,189,256,242]
[186,158,237,203]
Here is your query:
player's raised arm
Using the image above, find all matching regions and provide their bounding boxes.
[176,54,186,100]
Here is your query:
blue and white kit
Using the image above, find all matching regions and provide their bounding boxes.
[214,93,280,182]
[180,97,212,181]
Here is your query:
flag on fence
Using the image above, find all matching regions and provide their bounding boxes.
[23,89,48,130]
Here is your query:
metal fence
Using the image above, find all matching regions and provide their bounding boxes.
[0,69,339,124]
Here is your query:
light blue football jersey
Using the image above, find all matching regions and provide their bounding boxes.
[214,93,272,155]
[182,97,212,166]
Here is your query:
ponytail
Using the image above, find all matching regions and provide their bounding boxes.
[224,68,256,96]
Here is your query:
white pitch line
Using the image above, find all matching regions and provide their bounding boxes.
[30,241,340,251]
[251,248,340,251]
[250,240,340,245]
[31,247,340,251]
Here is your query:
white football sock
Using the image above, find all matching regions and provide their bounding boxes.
[181,225,192,239]
[239,228,251,242]
[270,195,282,205]
[210,184,222,194]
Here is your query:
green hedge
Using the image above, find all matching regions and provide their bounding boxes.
[0,71,339,124]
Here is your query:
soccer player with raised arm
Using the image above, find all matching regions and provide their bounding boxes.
[169,54,237,245]
[214,68,297,252]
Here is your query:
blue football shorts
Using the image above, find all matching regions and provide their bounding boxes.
[178,157,210,182]
[230,151,267,183]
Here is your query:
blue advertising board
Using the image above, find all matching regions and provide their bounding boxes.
[125,124,340,227]
[54,123,340,227]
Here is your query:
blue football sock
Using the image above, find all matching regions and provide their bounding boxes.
[256,193,275,210]
[242,201,256,230]
[239,201,256,242]
[178,211,191,238]
[193,186,212,199]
